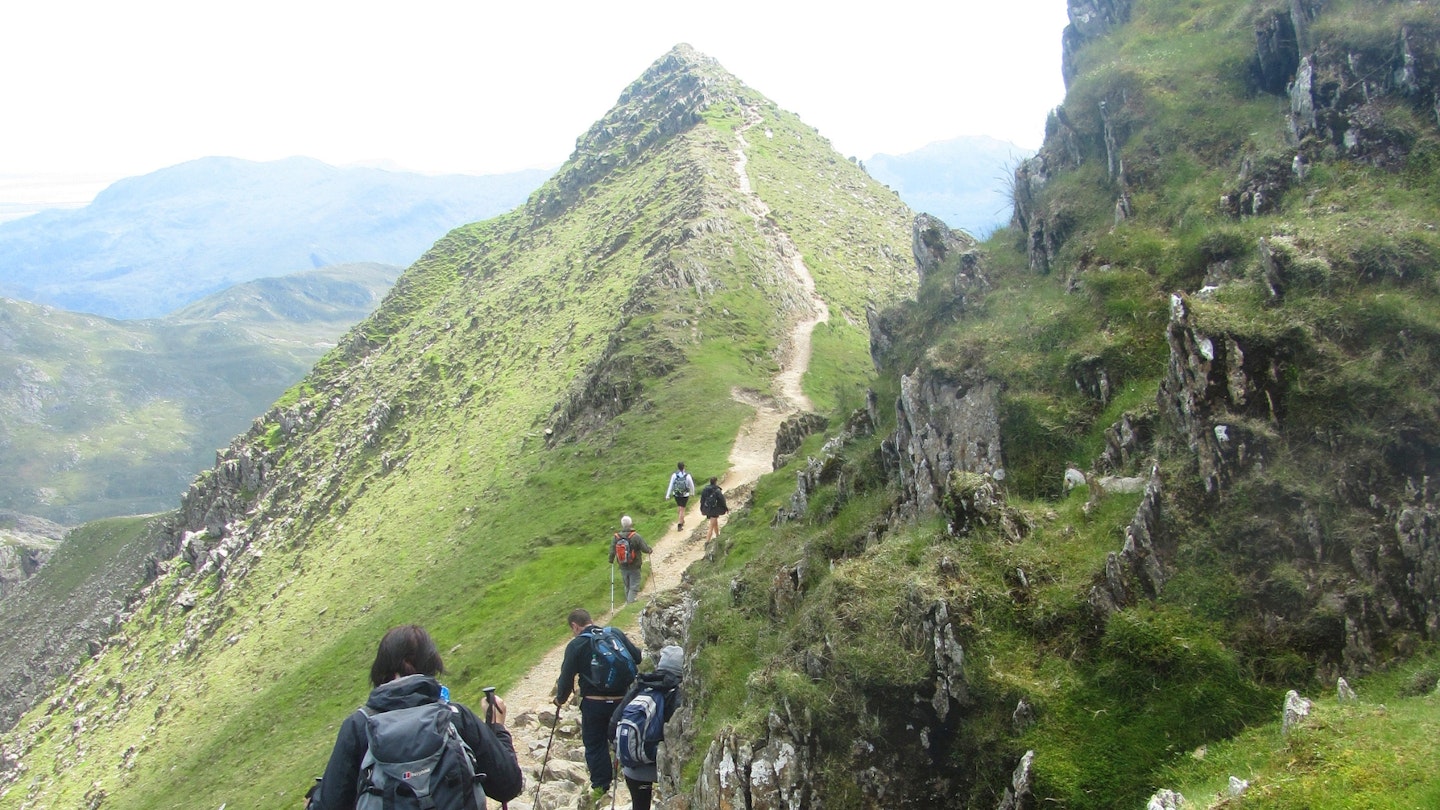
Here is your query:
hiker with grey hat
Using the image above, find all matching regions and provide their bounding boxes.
[609,645,685,810]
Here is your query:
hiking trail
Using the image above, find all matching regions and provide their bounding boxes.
[498,106,828,809]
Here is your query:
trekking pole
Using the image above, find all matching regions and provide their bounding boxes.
[610,560,615,615]
[611,750,620,810]
[483,688,509,810]
[533,706,560,810]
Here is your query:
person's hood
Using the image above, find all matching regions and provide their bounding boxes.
[636,668,681,691]
[365,673,443,712]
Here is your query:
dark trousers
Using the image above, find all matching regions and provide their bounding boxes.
[625,775,654,810]
[581,697,620,790]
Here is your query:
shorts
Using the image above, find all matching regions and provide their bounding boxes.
[674,495,690,507]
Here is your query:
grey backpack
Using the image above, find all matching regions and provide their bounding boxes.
[356,701,485,810]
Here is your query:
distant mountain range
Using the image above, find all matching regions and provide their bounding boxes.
[865,135,1029,237]
[0,263,402,524]
[0,156,549,318]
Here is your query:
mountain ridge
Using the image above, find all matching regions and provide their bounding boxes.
[0,44,918,808]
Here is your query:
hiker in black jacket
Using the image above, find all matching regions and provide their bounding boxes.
[698,477,728,541]
[555,608,642,806]
[312,625,523,810]
[609,645,684,810]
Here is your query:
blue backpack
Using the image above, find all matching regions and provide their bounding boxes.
[615,687,666,769]
[588,627,637,693]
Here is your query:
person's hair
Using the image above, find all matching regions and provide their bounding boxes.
[621,515,633,529]
[676,461,685,471]
[370,625,444,688]
[567,608,593,629]
[709,476,717,485]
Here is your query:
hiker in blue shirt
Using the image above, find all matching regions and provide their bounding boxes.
[555,608,642,808]
[663,462,696,531]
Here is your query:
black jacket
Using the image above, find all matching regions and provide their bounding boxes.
[313,674,523,809]
[555,625,643,702]
[699,483,728,518]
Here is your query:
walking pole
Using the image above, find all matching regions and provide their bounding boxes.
[610,560,615,615]
[533,707,560,810]
[483,687,509,810]
[611,750,620,810]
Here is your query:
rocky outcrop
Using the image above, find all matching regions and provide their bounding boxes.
[0,512,64,599]
[1061,0,1135,87]
[1089,465,1167,616]
[772,412,829,471]
[913,214,978,284]
[885,370,1004,518]
[1157,294,1282,494]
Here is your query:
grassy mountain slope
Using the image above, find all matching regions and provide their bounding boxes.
[0,157,547,318]
[0,263,401,524]
[640,1,1440,808]
[0,45,915,809]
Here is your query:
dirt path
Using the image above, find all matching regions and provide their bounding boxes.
[499,107,828,809]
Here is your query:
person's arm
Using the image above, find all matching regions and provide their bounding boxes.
[637,533,653,554]
[608,535,617,564]
[555,639,580,704]
[456,704,524,803]
[311,711,364,810]
[664,475,675,499]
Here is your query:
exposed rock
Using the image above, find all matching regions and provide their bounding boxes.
[1089,466,1167,616]
[887,370,1004,518]
[1061,0,1135,87]
[1282,689,1313,736]
[941,472,1029,542]
[1146,789,1186,810]
[995,750,1035,810]
[912,214,978,285]
[1250,8,1301,94]
[1228,776,1251,797]
[1158,294,1280,494]
[923,600,967,722]
[1337,677,1358,703]
[772,413,829,471]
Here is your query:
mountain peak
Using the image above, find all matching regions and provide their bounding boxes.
[533,45,741,216]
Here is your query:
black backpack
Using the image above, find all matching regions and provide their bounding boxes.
[700,486,721,514]
[356,700,485,810]
[588,627,638,693]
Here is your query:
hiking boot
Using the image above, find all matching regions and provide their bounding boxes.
[677,521,684,530]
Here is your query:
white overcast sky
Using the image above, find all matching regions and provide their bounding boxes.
[0,0,1069,204]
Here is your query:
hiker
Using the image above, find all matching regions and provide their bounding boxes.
[664,462,696,530]
[611,515,653,604]
[698,476,728,541]
[555,608,642,807]
[609,645,685,810]
[311,625,523,810]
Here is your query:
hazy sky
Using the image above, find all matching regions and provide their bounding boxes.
[0,0,1068,205]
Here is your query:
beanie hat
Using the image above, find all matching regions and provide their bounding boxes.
[657,644,684,674]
